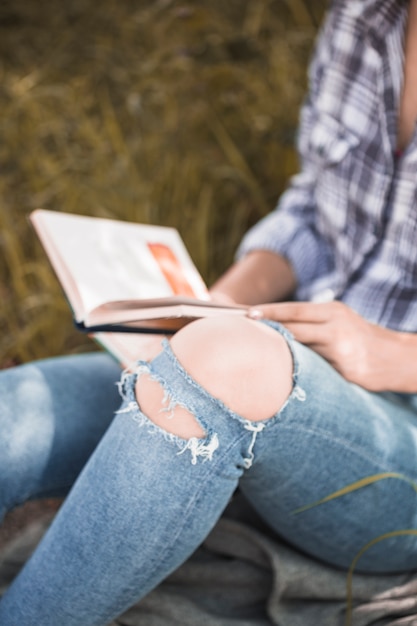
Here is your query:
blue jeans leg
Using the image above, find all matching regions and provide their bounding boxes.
[2,322,417,625]
[239,327,417,573]
[0,343,261,626]
[0,352,121,517]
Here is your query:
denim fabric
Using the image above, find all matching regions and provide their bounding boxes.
[1,322,417,626]
[0,352,121,516]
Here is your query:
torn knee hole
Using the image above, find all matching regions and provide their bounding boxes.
[134,372,206,440]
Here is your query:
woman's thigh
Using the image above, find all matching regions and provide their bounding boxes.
[0,352,122,514]
[239,326,417,573]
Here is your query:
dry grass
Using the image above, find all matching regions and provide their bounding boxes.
[0,0,326,364]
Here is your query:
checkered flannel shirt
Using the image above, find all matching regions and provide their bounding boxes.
[238,0,417,331]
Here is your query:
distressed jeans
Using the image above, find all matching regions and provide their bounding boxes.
[2,321,417,626]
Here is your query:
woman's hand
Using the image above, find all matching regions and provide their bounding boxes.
[248,301,417,393]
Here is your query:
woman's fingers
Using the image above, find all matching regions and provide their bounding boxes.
[248,301,340,324]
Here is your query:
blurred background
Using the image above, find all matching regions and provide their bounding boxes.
[0,0,326,366]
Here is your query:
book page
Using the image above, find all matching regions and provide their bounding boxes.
[31,210,209,322]
[93,332,167,369]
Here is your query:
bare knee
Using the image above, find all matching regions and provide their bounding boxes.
[135,316,293,439]
[171,316,293,422]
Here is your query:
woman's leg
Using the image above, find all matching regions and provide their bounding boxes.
[0,317,294,626]
[148,317,417,574]
[0,352,122,518]
[2,317,417,625]
[238,328,417,574]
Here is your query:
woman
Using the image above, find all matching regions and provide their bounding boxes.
[1,0,417,623]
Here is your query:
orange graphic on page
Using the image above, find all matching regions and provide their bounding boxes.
[147,242,197,297]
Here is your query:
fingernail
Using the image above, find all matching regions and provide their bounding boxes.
[247,308,264,320]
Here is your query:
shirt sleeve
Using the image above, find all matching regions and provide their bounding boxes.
[236,2,340,289]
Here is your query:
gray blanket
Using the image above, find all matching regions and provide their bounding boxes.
[1,496,417,625]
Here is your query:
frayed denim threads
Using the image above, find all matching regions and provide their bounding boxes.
[116,322,305,468]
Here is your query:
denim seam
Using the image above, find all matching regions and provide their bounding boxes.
[143,475,216,583]
[156,475,221,575]
[150,435,256,579]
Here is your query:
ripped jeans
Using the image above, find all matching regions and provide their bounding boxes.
[2,320,417,626]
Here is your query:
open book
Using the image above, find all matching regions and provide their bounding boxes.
[31,210,246,365]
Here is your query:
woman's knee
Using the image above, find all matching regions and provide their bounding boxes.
[135,316,293,438]
[170,316,293,421]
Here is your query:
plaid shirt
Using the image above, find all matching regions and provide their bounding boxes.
[238,0,417,331]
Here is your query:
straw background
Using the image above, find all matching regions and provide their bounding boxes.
[0,0,326,365]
